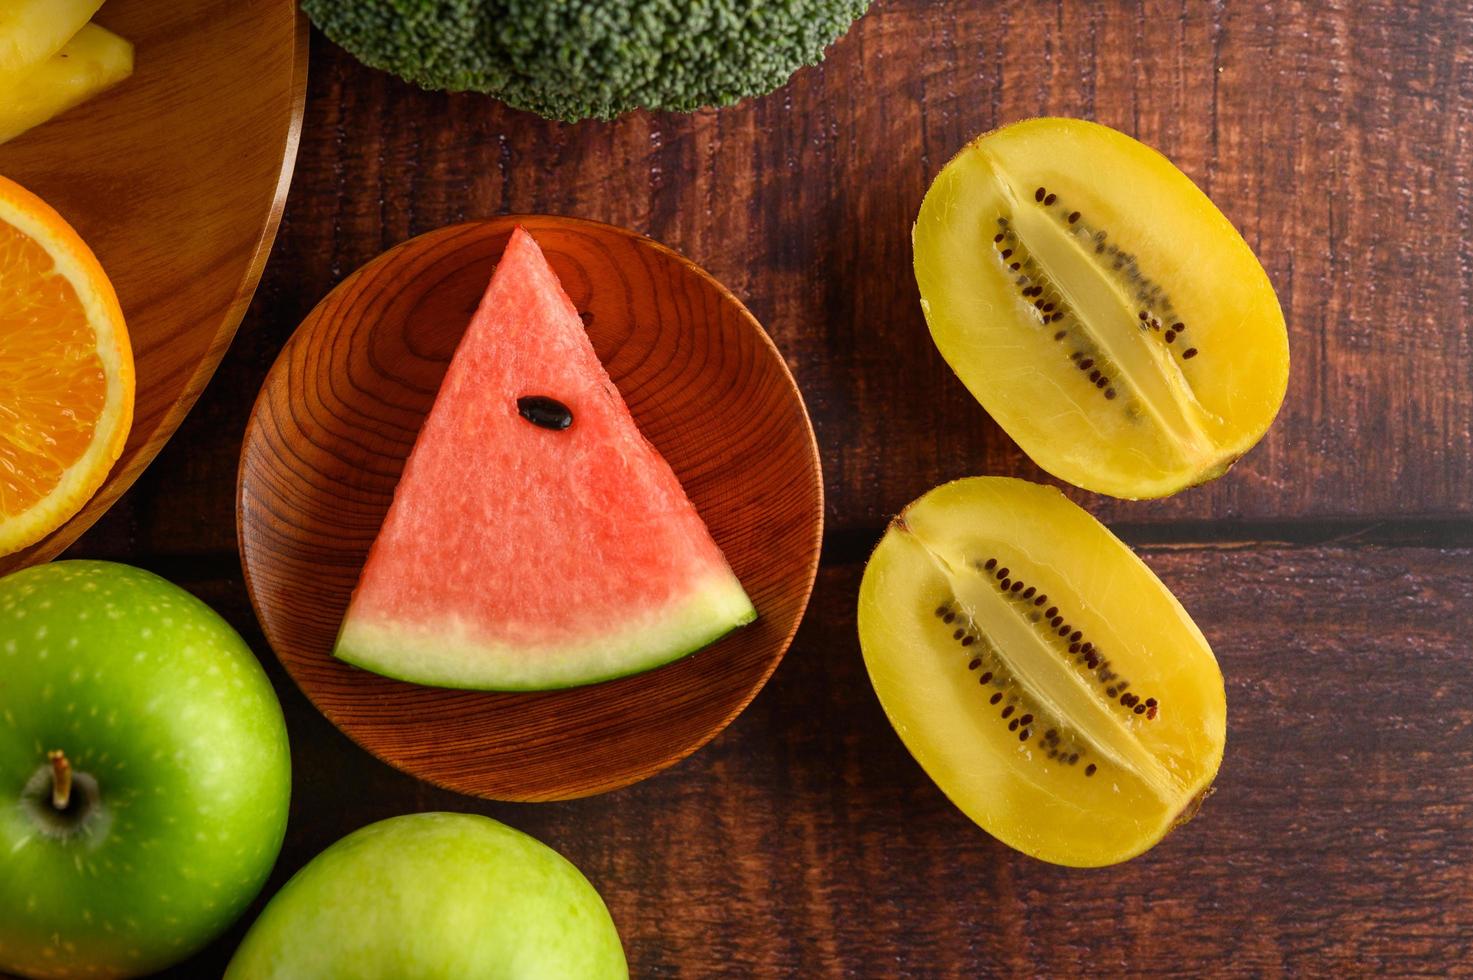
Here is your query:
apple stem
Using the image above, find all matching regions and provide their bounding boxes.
[47,750,72,811]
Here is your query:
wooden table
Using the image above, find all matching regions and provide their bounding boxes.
[69,1,1471,974]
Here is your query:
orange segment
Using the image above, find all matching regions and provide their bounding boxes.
[0,175,132,557]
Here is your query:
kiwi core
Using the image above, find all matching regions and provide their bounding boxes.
[990,174,1216,467]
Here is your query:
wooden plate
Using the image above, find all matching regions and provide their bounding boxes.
[0,0,307,573]
[237,216,824,801]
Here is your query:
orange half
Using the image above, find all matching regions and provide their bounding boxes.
[0,175,132,557]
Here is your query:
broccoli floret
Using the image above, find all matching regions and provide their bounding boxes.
[300,0,872,122]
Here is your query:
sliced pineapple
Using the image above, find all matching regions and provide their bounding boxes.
[0,23,133,145]
[0,0,104,75]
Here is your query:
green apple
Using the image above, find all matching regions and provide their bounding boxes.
[226,812,627,979]
[0,560,291,979]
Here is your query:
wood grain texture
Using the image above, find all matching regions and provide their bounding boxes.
[0,0,306,573]
[139,542,1473,976]
[75,0,1473,558]
[34,0,1471,974]
[238,216,823,801]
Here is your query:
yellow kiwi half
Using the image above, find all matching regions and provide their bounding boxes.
[913,118,1289,498]
[857,477,1226,866]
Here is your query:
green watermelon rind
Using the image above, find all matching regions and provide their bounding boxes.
[332,576,756,692]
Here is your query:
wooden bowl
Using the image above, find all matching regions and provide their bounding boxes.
[0,0,307,574]
[237,216,824,800]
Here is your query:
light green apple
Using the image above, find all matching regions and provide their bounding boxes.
[226,812,627,979]
[0,560,291,979]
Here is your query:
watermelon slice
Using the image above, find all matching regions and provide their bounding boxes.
[334,227,756,690]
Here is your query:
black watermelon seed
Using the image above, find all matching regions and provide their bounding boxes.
[517,395,574,430]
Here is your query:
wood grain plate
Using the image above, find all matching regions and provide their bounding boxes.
[0,0,307,573]
[237,216,824,801]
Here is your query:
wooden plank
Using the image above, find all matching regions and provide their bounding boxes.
[146,543,1472,975]
[73,0,1473,561]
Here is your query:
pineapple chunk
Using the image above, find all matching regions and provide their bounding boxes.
[0,24,134,145]
[0,0,104,74]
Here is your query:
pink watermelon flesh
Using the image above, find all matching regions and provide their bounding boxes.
[334,227,756,690]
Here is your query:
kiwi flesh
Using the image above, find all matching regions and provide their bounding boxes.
[857,477,1226,866]
[913,118,1289,499]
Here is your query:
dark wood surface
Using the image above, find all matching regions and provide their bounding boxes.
[141,546,1473,976]
[54,0,1473,975]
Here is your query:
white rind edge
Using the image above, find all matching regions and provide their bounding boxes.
[333,571,757,691]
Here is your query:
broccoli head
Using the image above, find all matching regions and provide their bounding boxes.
[301,0,873,122]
